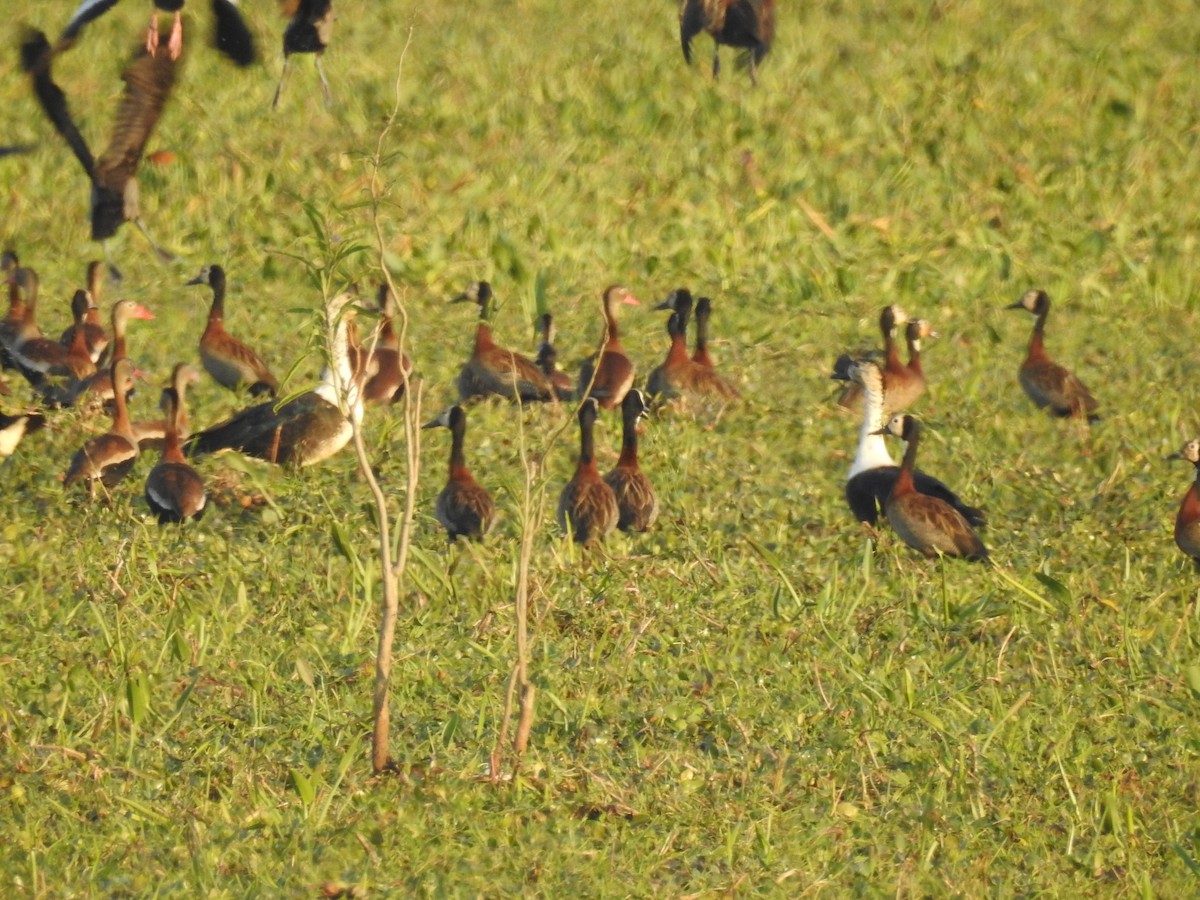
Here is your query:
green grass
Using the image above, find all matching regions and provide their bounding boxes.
[1,0,1199,894]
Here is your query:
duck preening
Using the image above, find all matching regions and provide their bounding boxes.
[834,305,913,413]
[63,357,140,494]
[1007,289,1099,422]
[272,0,334,109]
[454,281,552,404]
[838,360,985,529]
[604,389,658,532]
[144,365,206,523]
[680,0,776,85]
[423,405,495,541]
[57,0,256,65]
[21,28,178,276]
[578,284,639,410]
[1169,439,1200,569]
[359,284,412,406]
[535,313,575,402]
[873,414,988,561]
[188,264,279,397]
[558,398,618,545]
[185,291,361,467]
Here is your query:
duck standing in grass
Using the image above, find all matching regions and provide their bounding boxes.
[58,261,110,365]
[188,264,279,398]
[834,305,912,413]
[558,398,618,545]
[680,0,776,86]
[423,405,495,542]
[604,389,658,532]
[360,284,413,406]
[1007,289,1099,422]
[145,365,206,523]
[1169,439,1200,569]
[273,0,335,109]
[454,282,553,404]
[63,358,139,495]
[873,413,988,562]
[578,285,639,410]
[74,298,155,409]
[535,313,574,402]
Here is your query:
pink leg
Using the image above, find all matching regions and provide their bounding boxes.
[168,11,183,60]
[145,12,160,56]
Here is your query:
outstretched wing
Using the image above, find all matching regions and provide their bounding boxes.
[20,30,96,178]
[59,0,124,47]
[211,0,257,66]
[94,42,177,194]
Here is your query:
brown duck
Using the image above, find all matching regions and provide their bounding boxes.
[454,281,552,404]
[423,405,495,541]
[604,389,658,532]
[558,398,618,544]
[578,284,639,410]
[1007,290,1099,421]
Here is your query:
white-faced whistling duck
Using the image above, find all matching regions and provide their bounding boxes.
[604,389,659,532]
[535,313,575,402]
[132,362,199,450]
[453,281,553,404]
[834,304,911,412]
[272,0,334,110]
[680,0,776,86]
[186,291,362,467]
[59,261,110,365]
[872,413,988,562]
[423,405,496,542]
[837,359,985,529]
[648,291,739,402]
[558,398,619,545]
[1169,439,1200,569]
[0,410,46,462]
[57,0,256,65]
[692,295,726,372]
[145,365,206,523]
[188,264,279,398]
[360,284,413,405]
[885,317,935,413]
[1007,290,1099,422]
[21,28,178,278]
[578,284,640,410]
[75,298,155,409]
[63,357,140,495]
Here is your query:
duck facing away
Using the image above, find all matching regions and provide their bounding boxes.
[21,28,179,275]
[1007,289,1099,422]
[535,313,575,402]
[578,285,639,410]
[58,261,110,365]
[188,264,279,397]
[145,366,206,523]
[874,414,988,562]
[837,359,985,529]
[360,284,413,405]
[647,305,739,403]
[273,0,335,109]
[63,357,139,495]
[680,0,776,85]
[454,281,552,404]
[132,362,199,450]
[186,291,361,467]
[423,405,495,542]
[1169,439,1200,569]
[604,389,658,532]
[691,297,738,397]
[558,398,619,545]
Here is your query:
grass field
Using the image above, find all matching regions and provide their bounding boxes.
[1,0,1199,894]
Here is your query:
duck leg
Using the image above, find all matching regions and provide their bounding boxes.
[271,58,291,110]
[712,47,721,80]
[134,218,177,263]
[315,56,333,108]
[167,11,183,61]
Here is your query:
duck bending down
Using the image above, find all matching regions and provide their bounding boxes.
[185,291,361,467]
[874,414,988,562]
[838,359,985,529]
[423,405,495,541]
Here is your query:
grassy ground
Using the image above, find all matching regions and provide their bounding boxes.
[1,0,1198,894]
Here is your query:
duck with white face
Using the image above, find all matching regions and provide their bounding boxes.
[1006,289,1099,422]
[1169,439,1200,569]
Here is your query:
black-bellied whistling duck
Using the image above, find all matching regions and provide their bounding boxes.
[63,358,139,494]
[535,313,575,402]
[1169,439,1200,569]
[836,359,985,528]
[422,405,495,541]
[1007,290,1099,422]
[454,281,552,404]
[57,0,256,65]
[558,398,618,545]
[75,298,154,407]
[187,264,279,397]
[360,284,412,405]
[873,414,988,561]
[578,284,639,410]
[21,29,178,277]
[186,291,362,467]
[40,292,99,407]
[59,261,110,364]
[0,411,46,462]
[272,0,334,110]
[680,0,776,85]
[834,305,911,412]
[132,362,198,450]
[144,366,206,523]
[603,389,658,532]
[6,268,72,389]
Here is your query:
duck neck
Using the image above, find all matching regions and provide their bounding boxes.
[907,342,923,376]
[449,417,471,481]
[694,308,711,362]
[604,302,621,346]
[617,409,639,467]
[578,415,598,474]
[208,276,225,323]
[1028,312,1048,358]
[894,423,920,494]
[111,372,134,441]
[883,331,904,373]
[667,328,690,366]
[848,375,894,479]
